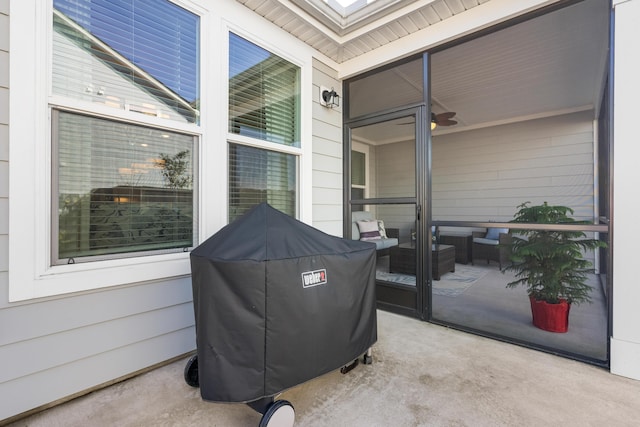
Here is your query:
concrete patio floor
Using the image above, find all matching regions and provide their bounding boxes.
[6,309,640,427]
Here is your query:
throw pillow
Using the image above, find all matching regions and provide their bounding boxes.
[377,220,388,239]
[357,220,381,241]
[485,227,508,240]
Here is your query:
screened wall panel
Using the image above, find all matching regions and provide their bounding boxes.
[431,111,597,222]
[347,57,423,119]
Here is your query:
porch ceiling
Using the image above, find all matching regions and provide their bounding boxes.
[237,0,609,136]
[235,0,491,63]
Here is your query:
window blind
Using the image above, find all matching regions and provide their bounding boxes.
[229,33,300,147]
[53,0,199,124]
[55,110,195,262]
[228,144,297,221]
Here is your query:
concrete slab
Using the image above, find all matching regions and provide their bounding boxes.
[6,310,640,426]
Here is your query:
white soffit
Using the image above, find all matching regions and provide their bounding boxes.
[235,0,494,63]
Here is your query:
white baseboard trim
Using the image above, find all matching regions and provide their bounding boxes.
[610,337,640,381]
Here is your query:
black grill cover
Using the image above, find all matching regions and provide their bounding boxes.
[190,203,377,403]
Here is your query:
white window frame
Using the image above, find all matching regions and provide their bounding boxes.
[9,0,210,301]
[351,141,370,199]
[224,24,312,224]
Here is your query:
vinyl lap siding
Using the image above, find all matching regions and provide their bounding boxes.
[0,4,195,421]
[0,279,195,421]
[369,112,596,238]
[432,111,597,222]
[0,1,9,300]
[0,0,8,289]
[312,58,343,236]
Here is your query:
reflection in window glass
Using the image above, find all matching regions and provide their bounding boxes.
[55,111,195,262]
[229,33,300,147]
[228,144,297,221]
[52,0,200,123]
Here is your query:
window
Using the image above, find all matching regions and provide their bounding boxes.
[351,150,366,212]
[51,0,200,263]
[9,0,202,300]
[228,144,296,221]
[53,0,199,123]
[54,111,195,263]
[228,33,301,221]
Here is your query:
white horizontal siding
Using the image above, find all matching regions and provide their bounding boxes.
[0,0,8,328]
[374,140,415,199]
[0,5,7,415]
[0,278,195,421]
[0,2,198,421]
[0,301,194,384]
[361,140,416,238]
[432,111,597,221]
[0,278,193,343]
[356,111,597,236]
[312,58,343,236]
[312,169,343,188]
[2,327,194,419]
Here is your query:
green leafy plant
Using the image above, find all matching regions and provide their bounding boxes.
[504,202,607,305]
[155,150,192,189]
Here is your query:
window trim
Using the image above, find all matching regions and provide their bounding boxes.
[51,108,199,264]
[8,1,313,302]
[8,0,208,301]
[224,25,312,223]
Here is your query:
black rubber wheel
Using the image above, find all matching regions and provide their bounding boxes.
[184,354,199,388]
[258,400,295,427]
[363,354,373,365]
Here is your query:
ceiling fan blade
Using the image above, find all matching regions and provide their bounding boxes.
[435,112,456,120]
[433,111,457,127]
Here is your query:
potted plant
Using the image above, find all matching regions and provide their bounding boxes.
[504,202,607,333]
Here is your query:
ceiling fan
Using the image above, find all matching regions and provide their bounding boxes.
[395,111,458,130]
[431,111,457,129]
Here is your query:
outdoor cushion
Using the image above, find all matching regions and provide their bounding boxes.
[377,220,388,238]
[373,237,398,250]
[357,220,381,240]
[351,211,398,250]
[352,211,375,240]
[473,237,500,246]
[485,227,508,240]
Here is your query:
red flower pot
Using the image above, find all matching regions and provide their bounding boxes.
[529,296,571,333]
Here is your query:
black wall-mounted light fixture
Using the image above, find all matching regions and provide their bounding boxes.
[320,86,340,108]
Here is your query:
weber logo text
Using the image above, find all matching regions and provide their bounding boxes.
[301,269,327,288]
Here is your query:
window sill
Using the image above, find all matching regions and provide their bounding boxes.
[10,252,191,302]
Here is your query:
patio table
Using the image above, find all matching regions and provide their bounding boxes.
[389,243,455,280]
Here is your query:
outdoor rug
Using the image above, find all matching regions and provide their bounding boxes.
[376,264,489,297]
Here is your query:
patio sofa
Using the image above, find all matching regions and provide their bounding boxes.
[351,211,399,256]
